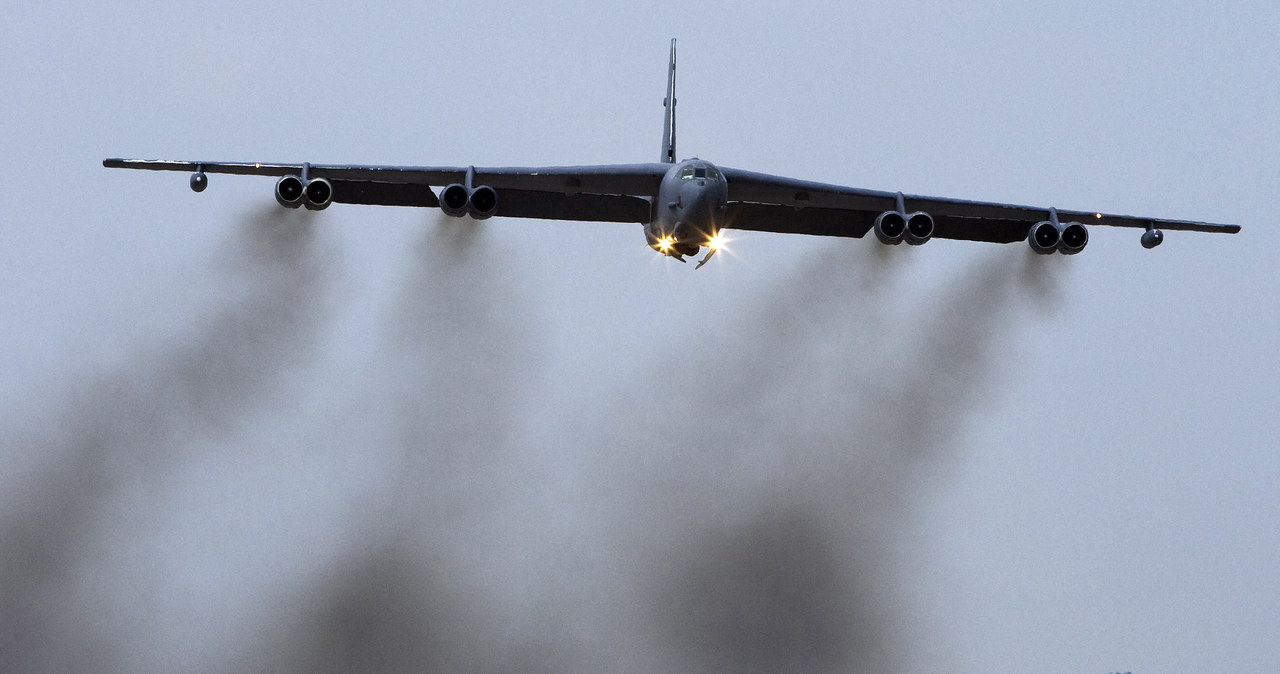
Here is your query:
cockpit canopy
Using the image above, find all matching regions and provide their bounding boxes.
[679,163,722,181]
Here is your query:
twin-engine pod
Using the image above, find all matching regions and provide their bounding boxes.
[275,175,332,210]
[1027,220,1088,255]
[874,210,934,245]
[438,183,499,220]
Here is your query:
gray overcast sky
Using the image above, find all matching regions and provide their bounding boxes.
[2,1,1277,672]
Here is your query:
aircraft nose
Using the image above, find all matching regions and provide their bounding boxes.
[682,184,715,220]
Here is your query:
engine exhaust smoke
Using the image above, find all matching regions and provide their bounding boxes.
[2,228,1064,673]
[0,208,334,673]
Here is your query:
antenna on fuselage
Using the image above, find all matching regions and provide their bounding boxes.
[661,38,677,164]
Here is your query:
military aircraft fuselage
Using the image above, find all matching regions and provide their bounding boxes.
[647,159,729,260]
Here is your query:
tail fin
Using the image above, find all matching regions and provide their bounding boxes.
[660,38,677,164]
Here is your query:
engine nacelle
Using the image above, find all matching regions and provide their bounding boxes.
[1028,220,1059,254]
[1141,229,1164,249]
[903,211,934,245]
[1057,221,1088,255]
[303,178,333,211]
[276,175,305,209]
[438,183,500,219]
[468,184,499,220]
[190,171,208,193]
[439,183,470,217]
[874,210,907,245]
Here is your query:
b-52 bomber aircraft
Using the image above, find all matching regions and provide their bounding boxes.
[105,39,1239,268]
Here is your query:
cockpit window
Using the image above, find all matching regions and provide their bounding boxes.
[680,164,721,180]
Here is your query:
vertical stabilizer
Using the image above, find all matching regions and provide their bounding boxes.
[660,39,677,163]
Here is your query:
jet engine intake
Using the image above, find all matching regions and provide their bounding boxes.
[303,177,333,211]
[1028,220,1060,254]
[1057,221,1088,255]
[468,184,498,220]
[904,211,934,245]
[874,210,907,245]
[439,183,471,217]
[276,175,305,209]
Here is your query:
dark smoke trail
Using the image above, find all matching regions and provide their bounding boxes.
[582,244,1062,672]
[381,217,539,475]
[0,209,333,673]
[217,235,1061,673]
[242,216,551,672]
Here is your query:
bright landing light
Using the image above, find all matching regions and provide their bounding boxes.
[657,236,675,251]
[706,232,729,251]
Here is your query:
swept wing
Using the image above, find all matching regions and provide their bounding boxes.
[720,168,1240,243]
[102,159,666,223]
